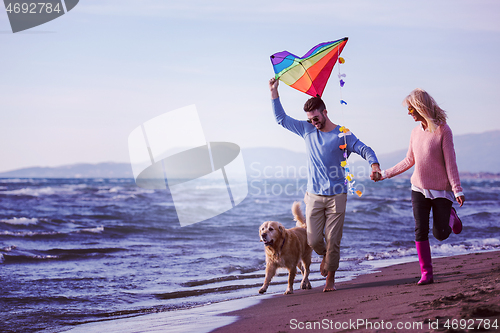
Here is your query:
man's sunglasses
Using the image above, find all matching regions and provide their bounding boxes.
[307,116,321,124]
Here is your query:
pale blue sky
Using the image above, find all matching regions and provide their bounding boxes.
[0,0,499,172]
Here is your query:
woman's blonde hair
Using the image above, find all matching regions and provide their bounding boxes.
[403,88,447,133]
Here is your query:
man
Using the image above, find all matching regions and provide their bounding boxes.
[269,78,381,292]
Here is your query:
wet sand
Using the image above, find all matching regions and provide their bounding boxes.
[213,251,500,332]
[63,251,500,333]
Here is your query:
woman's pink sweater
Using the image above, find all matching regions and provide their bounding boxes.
[385,123,463,195]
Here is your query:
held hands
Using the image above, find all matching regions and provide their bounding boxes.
[371,172,382,182]
[370,163,383,182]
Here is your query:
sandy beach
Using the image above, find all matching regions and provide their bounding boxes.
[61,251,500,333]
[213,251,500,333]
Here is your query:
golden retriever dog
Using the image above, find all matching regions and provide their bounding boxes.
[259,201,312,295]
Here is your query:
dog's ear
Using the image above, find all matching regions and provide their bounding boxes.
[278,224,286,238]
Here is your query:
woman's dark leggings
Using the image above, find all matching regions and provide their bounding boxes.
[412,190,453,242]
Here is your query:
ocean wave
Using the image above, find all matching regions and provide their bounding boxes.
[2,253,61,262]
[76,226,104,234]
[431,238,500,255]
[0,186,83,197]
[110,194,137,201]
[0,246,13,263]
[364,247,417,261]
[363,238,500,261]
[1,230,62,237]
[95,186,124,195]
[93,185,155,199]
[0,183,94,197]
[0,226,104,237]
[0,178,43,183]
[0,217,38,225]
[1,187,56,196]
[1,247,127,263]
[469,185,500,193]
[1,295,88,304]
[156,283,262,300]
[180,273,264,288]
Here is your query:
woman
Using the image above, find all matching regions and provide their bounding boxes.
[376,88,465,285]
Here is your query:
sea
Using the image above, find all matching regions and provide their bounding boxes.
[1,176,499,333]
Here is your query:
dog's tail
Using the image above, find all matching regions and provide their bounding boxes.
[292,201,306,228]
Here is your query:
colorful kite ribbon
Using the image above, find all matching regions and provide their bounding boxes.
[337,55,362,197]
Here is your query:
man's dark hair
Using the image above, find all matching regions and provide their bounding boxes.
[303,96,326,112]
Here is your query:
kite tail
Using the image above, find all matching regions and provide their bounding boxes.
[337,48,362,197]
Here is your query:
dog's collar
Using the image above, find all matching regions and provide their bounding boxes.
[280,236,286,252]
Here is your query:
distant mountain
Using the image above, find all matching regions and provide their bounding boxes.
[0,130,499,178]
[454,130,500,173]
[0,162,134,179]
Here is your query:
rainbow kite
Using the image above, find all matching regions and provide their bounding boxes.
[270,37,348,97]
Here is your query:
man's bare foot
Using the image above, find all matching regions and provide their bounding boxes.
[323,271,336,292]
[320,256,328,277]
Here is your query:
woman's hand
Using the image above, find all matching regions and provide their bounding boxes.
[456,195,465,207]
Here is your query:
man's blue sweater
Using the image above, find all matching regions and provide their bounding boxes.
[272,97,379,195]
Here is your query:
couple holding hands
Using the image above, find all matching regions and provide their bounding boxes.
[269,78,464,292]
